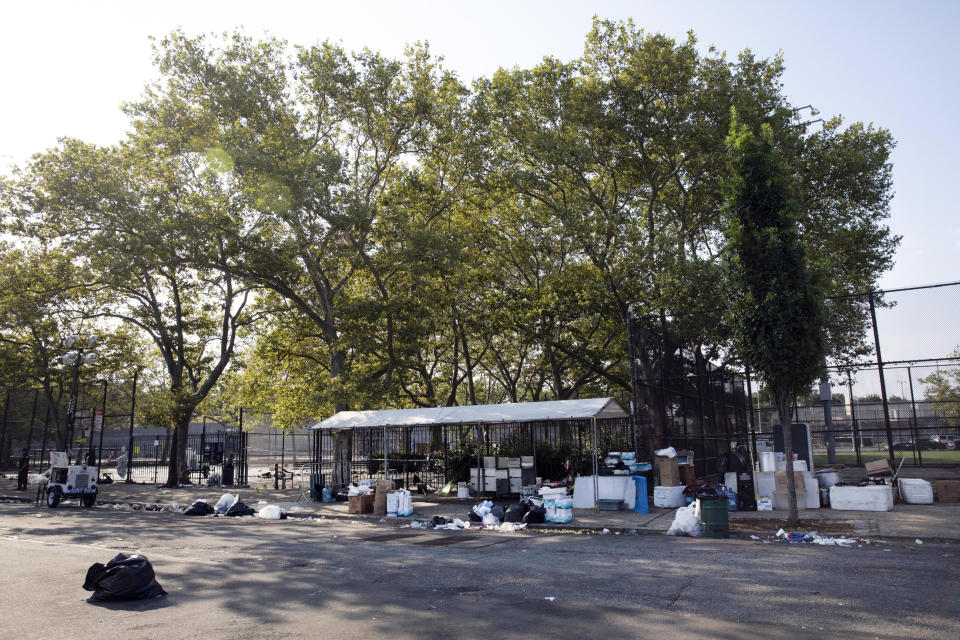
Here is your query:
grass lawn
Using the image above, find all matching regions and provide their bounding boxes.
[813,449,960,467]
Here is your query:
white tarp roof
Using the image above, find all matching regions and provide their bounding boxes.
[311,397,628,430]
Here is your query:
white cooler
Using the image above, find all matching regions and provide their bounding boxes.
[653,485,686,508]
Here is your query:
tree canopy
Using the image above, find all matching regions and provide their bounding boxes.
[0,19,898,442]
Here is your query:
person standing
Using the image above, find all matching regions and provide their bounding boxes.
[17,448,29,491]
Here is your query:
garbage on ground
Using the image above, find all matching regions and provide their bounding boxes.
[768,528,864,545]
[225,500,256,517]
[666,504,702,537]
[83,553,167,602]
[214,493,238,515]
[184,500,215,516]
[257,504,284,520]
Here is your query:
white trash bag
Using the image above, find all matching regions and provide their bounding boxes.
[666,504,702,537]
[257,505,283,520]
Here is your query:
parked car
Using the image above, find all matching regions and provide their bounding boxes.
[890,440,936,451]
[928,435,959,450]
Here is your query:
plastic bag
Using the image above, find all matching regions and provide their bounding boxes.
[523,505,546,524]
[225,501,255,517]
[214,493,237,514]
[83,553,167,602]
[504,503,529,523]
[482,512,499,527]
[184,500,215,516]
[397,489,414,516]
[257,505,283,520]
[666,504,702,537]
[654,446,678,458]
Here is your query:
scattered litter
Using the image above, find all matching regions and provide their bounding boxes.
[750,535,761,540]
[35,513,42,518]
[768,529,861,546]
[601,528,610,535]
[915,539,923,545]
[544,596,557,602]
[493,522,527,533]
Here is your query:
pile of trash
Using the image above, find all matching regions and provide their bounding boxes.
[466,498,546,527]
[770,528,867,546]
[182,493,285,519]
[403,514,528,533]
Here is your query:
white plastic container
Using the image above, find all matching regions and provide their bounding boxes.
[553,497,573,523]
[386,491,399,517]
[653,485,686,508]
[898,478,934,504]
[829,484,894,511]
[760,452,777,472]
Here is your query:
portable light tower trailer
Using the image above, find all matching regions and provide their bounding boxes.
[43,451,98,508]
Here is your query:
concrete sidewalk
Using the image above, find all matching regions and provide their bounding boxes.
[3,475,958,543]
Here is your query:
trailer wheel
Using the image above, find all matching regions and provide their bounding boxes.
[46,486,62,508]
[82,492,97,508]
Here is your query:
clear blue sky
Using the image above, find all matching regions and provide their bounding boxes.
[2,1,957,394]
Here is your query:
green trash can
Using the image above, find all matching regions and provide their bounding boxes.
[699,497,729,539]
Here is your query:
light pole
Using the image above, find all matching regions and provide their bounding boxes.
[57,335,99,463]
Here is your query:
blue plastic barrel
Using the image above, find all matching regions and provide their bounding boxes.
[632,475,648,514]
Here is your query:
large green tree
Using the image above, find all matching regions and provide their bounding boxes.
[724,119,827,526]
[3,139,253,485]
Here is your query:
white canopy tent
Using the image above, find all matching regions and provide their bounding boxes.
[310,397,628,430]
[312,399,632,507]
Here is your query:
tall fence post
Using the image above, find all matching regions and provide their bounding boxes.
[907,366,923,465]
[126,372,137,483]
[868,291,896,459]
[25,389,39,463]
[847,370,862,465]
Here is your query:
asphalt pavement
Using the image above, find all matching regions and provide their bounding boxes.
[0,501,958,640]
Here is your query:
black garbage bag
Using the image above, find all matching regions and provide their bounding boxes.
[184,500,215,516]
[225,501,256,517]
[467,510,483,523]
[83,553,167,602]
[504,503,529,523]
[523,505,546,524]
[429,516,448,527]
[490,505,505,521]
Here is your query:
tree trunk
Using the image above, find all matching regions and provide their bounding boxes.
[332,430,352,488]
[775,390,799,527]
[164,405,194,488]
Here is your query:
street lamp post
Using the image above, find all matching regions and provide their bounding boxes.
[57,335,99,463]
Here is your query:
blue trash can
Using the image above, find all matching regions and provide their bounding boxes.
[632,475,648,514]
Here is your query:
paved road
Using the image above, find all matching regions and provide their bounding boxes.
[0,504,957,639]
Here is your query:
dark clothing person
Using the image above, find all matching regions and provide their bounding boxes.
[17,451,29,490]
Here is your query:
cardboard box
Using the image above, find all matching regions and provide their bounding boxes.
[935,479,960,502]
[865,458,894,476]
[679,464,696,487]
[657,456,680,486]
[774,471,805,492]
[348,493,375,514]
[373,480,392,515]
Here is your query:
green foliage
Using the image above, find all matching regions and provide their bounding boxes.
[724,118,827,408]
[919,349,960,419]
[0,20,897,432]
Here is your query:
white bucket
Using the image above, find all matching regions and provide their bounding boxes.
[457,486,470,499]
